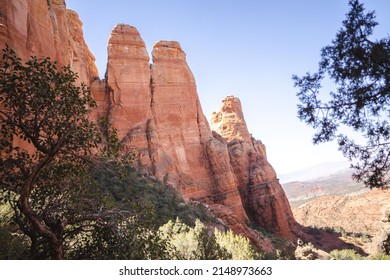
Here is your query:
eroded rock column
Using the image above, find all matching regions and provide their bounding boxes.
[211,96,296,240]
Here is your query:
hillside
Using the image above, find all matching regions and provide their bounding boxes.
[282,167,366,208]
[293,189,390,255]
[294,189,390,236]
[281,164,390,256]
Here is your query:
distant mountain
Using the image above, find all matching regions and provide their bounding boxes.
[281,163,366,208]
[279,161,350,184]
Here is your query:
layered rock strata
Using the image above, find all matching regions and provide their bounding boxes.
[294,189,390,236]
[211,96,296,239]
[0,1,299,242]
[104,25,249,225]
[0,0,98,84]
[0,0,98,156]
[103,24,297,240]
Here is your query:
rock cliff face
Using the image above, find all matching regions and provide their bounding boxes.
[293,189,390,255]
[211,96,296,240]
[0,0,98,84]
[0,0,98,153]
[103,24,297,240]
[1,1,299,243]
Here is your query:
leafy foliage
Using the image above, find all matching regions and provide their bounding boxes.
[0,47,133,259]
[68,216,169,260]
[93,166,216,228]
[293,0,390,188]
[159,218,231,260]
[369,254,390,260]
[214,229,259,259]
[158,218,266,260]
[0,202,29,259]
[329,249,365,260]
[329,249,390,260]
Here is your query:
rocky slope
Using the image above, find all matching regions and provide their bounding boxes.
[210,96,297,239]
[293,189,390,255]
[283,169,366,208]
[0,0,299,244]
[293,189,390,236]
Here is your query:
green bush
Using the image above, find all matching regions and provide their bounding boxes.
[0,203,29,259]
[329,249,365,260]
[159,218,231,260]
[369,254,390,260]
[214,229,259,259]
[93,167,216,228]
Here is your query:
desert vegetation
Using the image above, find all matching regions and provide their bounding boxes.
[0,47,290,259]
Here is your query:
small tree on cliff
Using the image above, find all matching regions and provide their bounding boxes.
[0,46,134,259]
[293,0,390,188]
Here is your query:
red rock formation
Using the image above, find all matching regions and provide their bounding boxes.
[294,189,390,236]
[105,29,258,226]
[104,24,153,169]
[0,0,98,84]
[0,1,300,243]
[65,8,98,84]
[104,31,249,224]
[211,96,297,240]
[150,40,217,198]
[211,96,252,142]
[104,34,297,240]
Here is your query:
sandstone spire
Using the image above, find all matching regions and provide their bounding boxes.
[106,24,151,140]
[211,96,252,143]
[1,1,301,244]
[210,95,297,240]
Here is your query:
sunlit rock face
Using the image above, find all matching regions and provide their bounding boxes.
[104,29,249,224]
[1,0,300,242]
[210,96,252,143]
[0,0,98,84]
[105,34,297,239]
[211,96,297,240]
[104,24,153,169]
[0,0,98,154]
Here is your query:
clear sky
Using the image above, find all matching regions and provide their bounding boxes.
[66,0,390,175]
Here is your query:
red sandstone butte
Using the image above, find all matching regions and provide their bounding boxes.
[0,1,299,242]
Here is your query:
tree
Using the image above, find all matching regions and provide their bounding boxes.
[293,0,390,188]
[0,46,130,259]
[158,218,231,260]
[68,215,169,260]
[214,229,258,260]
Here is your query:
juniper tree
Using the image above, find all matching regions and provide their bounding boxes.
[293,0,390,188]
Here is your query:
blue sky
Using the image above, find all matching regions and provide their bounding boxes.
[66,0,390,175]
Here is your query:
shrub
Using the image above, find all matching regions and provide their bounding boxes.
[329,249,365,260]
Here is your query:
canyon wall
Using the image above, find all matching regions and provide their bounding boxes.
[0,0,299,242]
[211,96,296,239]
[103,24,297,240]
[0,0,98,84]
